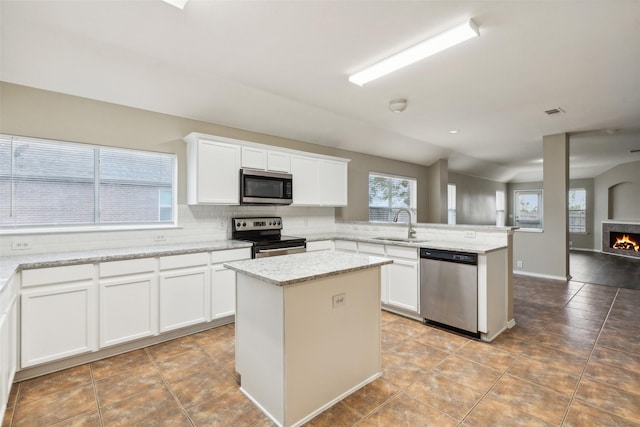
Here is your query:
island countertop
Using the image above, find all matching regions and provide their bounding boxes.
[224,251,392,286]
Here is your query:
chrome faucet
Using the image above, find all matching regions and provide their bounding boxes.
[393,208,416,239]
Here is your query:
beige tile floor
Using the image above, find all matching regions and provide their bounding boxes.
[3,276,640,426]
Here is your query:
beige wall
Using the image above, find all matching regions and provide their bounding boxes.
[427,159,448,223]
[448,172,507,225]
[593,160,640,250]
[0,82,432,223]
[512,134,570,280]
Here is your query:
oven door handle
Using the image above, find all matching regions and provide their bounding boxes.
[256,245,306,253]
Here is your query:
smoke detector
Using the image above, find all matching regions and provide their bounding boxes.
[389,98,408,113]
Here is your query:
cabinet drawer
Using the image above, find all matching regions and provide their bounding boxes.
[159,253,209,270]
[334,240,357,252]
[100,258,157,278]
[358,242,385,255]
[306,240,333,252]
[22,264,95,288]
[385,245,418,260]
[211,248,252,264]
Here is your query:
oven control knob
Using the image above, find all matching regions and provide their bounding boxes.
[277,220,281,226]
[236,222,241,228]
[242,222,247,227]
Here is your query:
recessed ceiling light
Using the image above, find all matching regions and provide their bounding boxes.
[161,0,188,10]
[449,130,460,134]
[349,19,480,86]
[544,107,565,115]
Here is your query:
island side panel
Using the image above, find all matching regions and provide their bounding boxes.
[283,268,382,426]
[236,274,285,423]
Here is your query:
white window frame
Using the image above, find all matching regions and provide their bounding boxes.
[447,184,456,225]
[1,134,178,234]
[368,172,417,223]
[496,190,505,227]
[514,189,543,230]
[568,188,587,234]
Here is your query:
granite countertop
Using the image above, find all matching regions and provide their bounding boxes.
[0,240,253,291]
[303,233,507,254]
[224,251,392,286]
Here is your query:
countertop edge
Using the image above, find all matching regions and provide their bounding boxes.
[225,254,393,286]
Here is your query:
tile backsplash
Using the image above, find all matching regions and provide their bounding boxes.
[0,205,337,256]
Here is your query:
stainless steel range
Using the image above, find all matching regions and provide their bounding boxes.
[231,216,306,258]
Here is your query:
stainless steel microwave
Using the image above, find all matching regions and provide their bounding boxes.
[240,168,293,205]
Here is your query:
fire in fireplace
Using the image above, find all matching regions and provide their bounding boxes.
[610,233,640,252]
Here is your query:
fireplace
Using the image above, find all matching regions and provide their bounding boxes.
[602,221,640,259]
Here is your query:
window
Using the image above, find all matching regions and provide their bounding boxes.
[0,135,176,230]
[514,190,543,229]
[496,190,505,227]
[447,184,456,224]
[368,173,417,222]
[569,188,586,233]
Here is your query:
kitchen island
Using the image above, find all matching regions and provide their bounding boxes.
[224,251,392,427]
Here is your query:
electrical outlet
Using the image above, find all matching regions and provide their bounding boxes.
[153,234,167,242]
[332,293,346,309]
[303,218,309,226]
[11,240,32,251]
[516,260,523,268]
[464,231,476,238]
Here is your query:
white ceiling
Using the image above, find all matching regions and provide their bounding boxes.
[1,0,639,182]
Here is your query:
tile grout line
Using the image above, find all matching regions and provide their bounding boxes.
[88,364,105,427]
[558,286,621,426]
[144,346,197,427]
[457,283,586,426]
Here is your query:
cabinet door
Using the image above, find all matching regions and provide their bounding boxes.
[21,282,97,368]
[291,155,320,205]
[319,160,348,206]
[386,259,419,313]
[211,264,236,320]
[159,268,210,332]
[192,140,240,204]
[99,274,158,347]
[306,240,333,252]
[267,151,291,173]
[241,147,267,170]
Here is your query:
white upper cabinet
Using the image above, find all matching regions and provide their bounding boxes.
[186,136,241,205]
[241,146,267,170]
[292,155,348,206]
[291,155,321,205]
[267,151,291,173]
[184,132,348,206]
[319,159,348,206]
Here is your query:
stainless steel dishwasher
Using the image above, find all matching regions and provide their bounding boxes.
[419,248,479,336]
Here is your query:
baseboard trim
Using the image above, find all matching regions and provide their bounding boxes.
[513,270,569,282]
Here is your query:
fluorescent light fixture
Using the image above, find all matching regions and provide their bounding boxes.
[349,19,479,86]
[161,0,188,10]
[449,130,460,134]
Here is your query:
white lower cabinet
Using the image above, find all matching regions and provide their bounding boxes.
[159,253,210,332]
[384,246,419,313]
[385,257,419,312]
[210,248,251,320]
[305,240,333,252]
[339,242,419,314]
[21,280,97,368]
[99,258,158,348]
[1,275,18,421]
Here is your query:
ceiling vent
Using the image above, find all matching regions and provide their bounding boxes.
[544,107,566,115]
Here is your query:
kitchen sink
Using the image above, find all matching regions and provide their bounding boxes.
[372,237,428,243]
